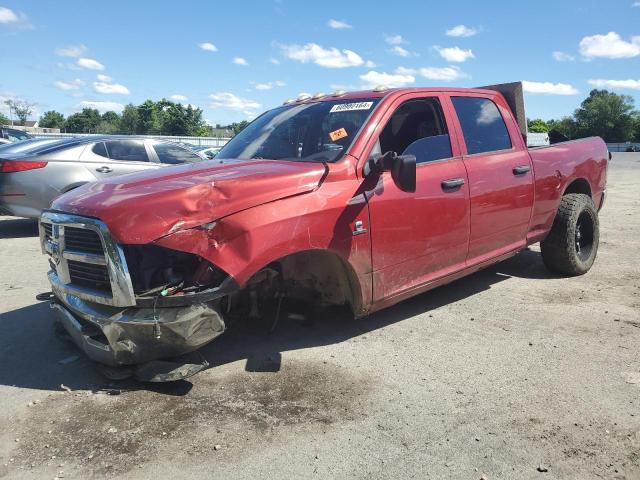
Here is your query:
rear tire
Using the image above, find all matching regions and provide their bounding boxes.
[540,193,599,276]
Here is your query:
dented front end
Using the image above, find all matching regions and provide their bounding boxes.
[39,211,238,367]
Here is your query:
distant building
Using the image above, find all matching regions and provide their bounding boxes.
[0,123,61,134]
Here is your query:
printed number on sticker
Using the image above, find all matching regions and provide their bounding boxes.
[329,102,374,113]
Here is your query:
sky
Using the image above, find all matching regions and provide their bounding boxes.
[1,0,640,126]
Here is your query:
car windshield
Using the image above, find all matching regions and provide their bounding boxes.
[216,99,380,163]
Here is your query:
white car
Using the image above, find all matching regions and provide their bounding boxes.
[194,146,221,159]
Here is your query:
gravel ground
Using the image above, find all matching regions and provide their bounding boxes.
[0,153,638,480]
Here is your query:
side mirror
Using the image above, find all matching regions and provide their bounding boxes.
[363,151,416,193]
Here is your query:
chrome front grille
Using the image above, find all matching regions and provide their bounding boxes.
[64,227,104,254]
[67,259,111,292]
[39,212,136,307]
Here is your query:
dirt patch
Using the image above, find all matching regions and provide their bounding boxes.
[514,418,640,476]
[10,360,371,476]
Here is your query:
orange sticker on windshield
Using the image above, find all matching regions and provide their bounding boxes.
[329,128,348,142]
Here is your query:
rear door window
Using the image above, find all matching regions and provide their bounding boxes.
[104,140,149,162]
[153,143,202,164]
[451,97,512,155]
[91,142,109,158]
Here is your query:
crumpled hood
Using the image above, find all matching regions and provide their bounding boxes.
[52,158,327,244]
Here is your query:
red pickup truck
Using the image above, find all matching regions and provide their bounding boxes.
[39,82,608,380]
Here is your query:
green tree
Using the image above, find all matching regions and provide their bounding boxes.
[573,89,636,142]
[39,110,65,129]
[136,100,161,134]
[0,111,9,125]
[119,104,139,134]
[547,117,578,140]
[6,100,34,126]
[632,114,640,142]
[527,118,549,133]
[229,120,249,134]
[64,108,102,133]
[96,111,121,134]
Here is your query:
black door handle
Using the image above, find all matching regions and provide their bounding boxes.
[441,178,465,190]
[513,165,531,176]
[96,166,113,173]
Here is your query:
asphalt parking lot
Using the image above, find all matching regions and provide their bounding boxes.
[0,153,638,480]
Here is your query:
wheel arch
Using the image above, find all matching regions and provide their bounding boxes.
[242,248,366,316]
[562,178,592,198]
[60,181,89,193]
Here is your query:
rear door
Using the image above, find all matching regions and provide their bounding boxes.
[365,93,470,301]
[90,139,157,179]
[448,94,534,262]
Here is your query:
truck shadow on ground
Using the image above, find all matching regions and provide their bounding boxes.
[0,217,39,239]
[0,248,556,394]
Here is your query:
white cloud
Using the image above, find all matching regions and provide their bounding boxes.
[77,57,105,70]
[435,46,474,62]
[281,43,366,68]
[54,79,84,91]
[360,70,415,88]
[77,101,124,113]
[55,45,87,58]
[633,1,640,6]
[477,101,501,125]
[233,57,249,66]
[579,32,640,59]
[199,42,218,52]
[252,80,286,90]
[417,66,467,81]
[588,78,640,90]
[269,57,280,65]
[209,92,261,114]
[522,81,579,95]
[398,66,468,81]
[390,46,417,57]
[328,19,352,29]
[0,6,31,28]
[385,34,407,46]
[96,74,112,82]
[0,6,18,23]
[446,25,479,37]
[552,51,575,62]
[171,94,188,101]
[93,81,130,95]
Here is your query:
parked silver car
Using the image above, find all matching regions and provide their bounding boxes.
[0,136,204,218]
[0,127,34,145]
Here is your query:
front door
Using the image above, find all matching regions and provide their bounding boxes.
[365,94,470,301]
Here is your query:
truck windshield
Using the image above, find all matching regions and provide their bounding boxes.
[216,99,380,163]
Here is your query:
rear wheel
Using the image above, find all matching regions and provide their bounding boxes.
[541,193,599,276]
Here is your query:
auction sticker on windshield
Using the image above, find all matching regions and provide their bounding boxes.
[329,128,348,142]
[329,102,374,113]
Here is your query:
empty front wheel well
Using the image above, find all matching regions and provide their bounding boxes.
[563,178,591,198]
[238,250,363,316]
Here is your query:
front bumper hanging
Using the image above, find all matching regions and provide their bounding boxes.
[50,286,228,367]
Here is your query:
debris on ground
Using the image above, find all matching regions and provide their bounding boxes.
[58,355,79,365]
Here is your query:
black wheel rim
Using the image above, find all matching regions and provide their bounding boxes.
[575,211,594,262]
